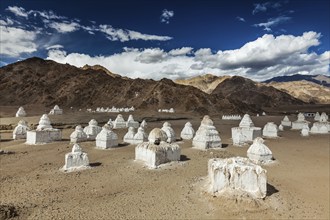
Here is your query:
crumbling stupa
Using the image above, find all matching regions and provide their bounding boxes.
[262,122,278,138]
[61,144,90,172]
[314,112,321,121]
[192,115,222,149]
[70,125,88,143]
[135,128,181,168]
[208,157,267,199]
[49,105,63,115]
[15,107,26,117]
[180,122,195,140]
[113,114,126,129]
[26,114,61,144]
[301,124,310,136]
[95,123,118,149]
[13,120,30,140]
[247,137,273,164]
[83,119,102,140]
[231,114,262,146]
[161,122,176,143]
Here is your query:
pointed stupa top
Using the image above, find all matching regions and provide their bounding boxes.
[127,115,134,122]
[89,119,98,126]
[37,114,52,130]
[201,115,214,126]
[148,128,168,143]
[239,114,254,128]
[72,144,83,153]
[283,116,290,122]
[141,120,147,128]
[54,105,60,110]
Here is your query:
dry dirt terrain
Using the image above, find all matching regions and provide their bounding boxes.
[0,108,329,219]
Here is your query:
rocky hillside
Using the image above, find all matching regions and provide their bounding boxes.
[175,74,230,94]
[267,80,330,104]
[212,76,305,112]
[0,57,235,114]
[263,74,330,87]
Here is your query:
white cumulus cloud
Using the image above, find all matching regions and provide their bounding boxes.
[48,21,80,33]
[46,32,329,81]
[0,25,38,57]
[6,6,28,18]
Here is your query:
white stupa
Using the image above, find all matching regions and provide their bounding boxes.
[292,113,309,130]
[281,116,292,127]
[278,124,284,131]
[314,112,321,121]
[192,115,222,149]
[126,115,139,128]
[49,105,63,115]
[15,107,26,117]
[133,127,148,144]
[208,157,267,199]
[113,114,126,129]
[13,120,30,140]
[61,144,90,172]
[36,114,53,130]
[247,137,273,164]
[231,114,262,146]
[301,124,310,137]
[26,114,61,144]
[310,112,329,134]
[140,120,147,129]
[135,128,181,168]
[180,122,195,140]
[161,122,176,143]
[262,122,278,138]
[95,123,118,149]
[70,125,88,143]
[83,119,102,140]
[123,127,136,144]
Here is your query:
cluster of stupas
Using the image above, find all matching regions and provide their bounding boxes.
[15,107,26,117]
[123,126,148,144]
[49,105,63,115]
[26,114,62,144]
[158,108,175,113]
[95,106,135,113]
[221,115,242,120]
[310,112,329,134]
[192,115,222,149]
[291,113,309,130]
[231,114,262,146]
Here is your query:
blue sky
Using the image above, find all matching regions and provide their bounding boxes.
[0,0,329,81]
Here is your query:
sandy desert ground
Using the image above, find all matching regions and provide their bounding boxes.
[0,107,329,219]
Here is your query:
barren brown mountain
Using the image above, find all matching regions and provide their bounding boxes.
[0,57,235,114]
[175,74,231,94]
[267,80,330,104]
[211,76,305,112]
[0,57,307,114]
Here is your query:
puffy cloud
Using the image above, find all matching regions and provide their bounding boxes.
[169,47,193,56]
[0,18,14,26]
[46,32,329,81]
[254,16,291,32]
[99,25,172,42]
[0,25,37,57]
[6,6,28,18]
[48,21,80,33]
